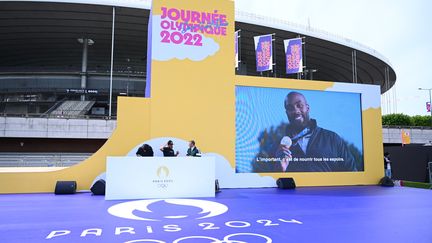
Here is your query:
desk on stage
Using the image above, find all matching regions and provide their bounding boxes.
[105,156,215,200]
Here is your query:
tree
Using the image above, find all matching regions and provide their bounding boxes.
[412,115,432,127]
[382,113,413,126]
[382,114,431,127]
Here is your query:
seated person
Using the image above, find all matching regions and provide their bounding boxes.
[160,140,179,157]
[136,144,154,157]
[186,140,200,157]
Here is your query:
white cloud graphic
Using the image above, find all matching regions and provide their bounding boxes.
[127,137,276,188]
[326,82,381,110]
[151,15,220,61]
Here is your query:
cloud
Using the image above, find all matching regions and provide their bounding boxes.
[151,15,220,61]
[326,83,381,110]
[127,138,276,188]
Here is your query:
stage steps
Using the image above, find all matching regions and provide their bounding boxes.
[50,100,95,117]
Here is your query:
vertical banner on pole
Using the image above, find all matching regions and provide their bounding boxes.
[427,102,431,112]
[284,37,303,74]
[254,34,273,72]
[235,30,240,69]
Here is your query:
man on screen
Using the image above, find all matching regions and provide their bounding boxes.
[261,91,357,172]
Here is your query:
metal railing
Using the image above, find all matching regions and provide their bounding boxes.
[0,153,92,167]
[382,125,432,130]
[0,112,116,120]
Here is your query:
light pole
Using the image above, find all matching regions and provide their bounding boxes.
[418,88,432,125]
[77,38,94,101]
[126,58,131,97]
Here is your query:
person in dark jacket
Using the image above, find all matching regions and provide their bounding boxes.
[186,140,200,157]
[160,140,179,157]
[136,144,154,157]
[255,91,357,172]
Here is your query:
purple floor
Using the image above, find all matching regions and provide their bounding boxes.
[1,186,431,243]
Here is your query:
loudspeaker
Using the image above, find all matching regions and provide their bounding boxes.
[277,178,296,189]
[379,176,394,187]
[90,179,106,195]
[54,181,77,195]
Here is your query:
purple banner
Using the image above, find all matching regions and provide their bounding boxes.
[427,102,431,112]
[284,38,303,74]
[254,34,273,72]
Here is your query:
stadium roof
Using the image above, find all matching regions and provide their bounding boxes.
[0,0,396,92]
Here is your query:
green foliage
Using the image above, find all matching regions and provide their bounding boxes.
[412,115,432,127]
[402,181,432,189]
[382,113,431,127]
[382,113,413,126]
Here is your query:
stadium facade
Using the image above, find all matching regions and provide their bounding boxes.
[0,0,397,157]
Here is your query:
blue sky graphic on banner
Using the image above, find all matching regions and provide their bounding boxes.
[235,86,364,173]
[284,38,303,74]
[254,34,273,72]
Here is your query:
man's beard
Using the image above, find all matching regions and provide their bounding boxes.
[289,114,310,131]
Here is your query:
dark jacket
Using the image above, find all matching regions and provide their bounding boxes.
[162,147,176,157]
[187,147,200,157]
[254,119,357,172]
[136,144,154,157]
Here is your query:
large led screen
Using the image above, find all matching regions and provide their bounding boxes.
[236,85,364,173]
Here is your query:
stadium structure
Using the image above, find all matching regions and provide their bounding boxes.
[0,0,398,164]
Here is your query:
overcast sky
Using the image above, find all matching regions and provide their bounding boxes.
[236,0,432,116]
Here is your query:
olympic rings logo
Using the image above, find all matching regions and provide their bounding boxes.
[124,233,272,243]
[157,184,168,189]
